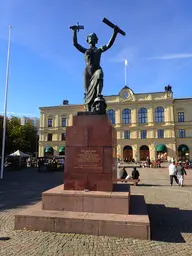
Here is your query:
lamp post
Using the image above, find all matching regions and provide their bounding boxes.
[153,141,156,161]
[36,129,39,161]
[174,142,177,161]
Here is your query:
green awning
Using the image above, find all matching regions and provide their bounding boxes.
[44,147,53,153]
[59,146,65,153]
[156,144,167,152]
[178,145,189,152]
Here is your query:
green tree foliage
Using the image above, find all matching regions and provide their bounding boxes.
[0,116,37,155]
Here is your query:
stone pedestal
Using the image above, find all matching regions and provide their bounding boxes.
[14,113,150,240]
[64,114,117,191]
[42,185,130,215]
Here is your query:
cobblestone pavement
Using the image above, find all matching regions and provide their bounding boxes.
[0,167,192,256]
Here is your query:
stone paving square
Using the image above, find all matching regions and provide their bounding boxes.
[0,166,192,256]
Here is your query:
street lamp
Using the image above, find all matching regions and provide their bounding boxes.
[36,129,39,161]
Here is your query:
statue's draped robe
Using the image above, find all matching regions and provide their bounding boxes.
[83,48,103,106]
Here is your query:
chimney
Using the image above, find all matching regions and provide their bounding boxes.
[63,100,69,105]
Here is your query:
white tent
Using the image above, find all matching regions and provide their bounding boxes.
[9,150,30,157]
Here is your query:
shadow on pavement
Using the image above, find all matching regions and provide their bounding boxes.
[0,168,63,211]
[137,184,162,187]
[138,183,192,188]
[130,195,148,215]
[0,237,10,241]
[148,203,192,243]
[113,183,130,192]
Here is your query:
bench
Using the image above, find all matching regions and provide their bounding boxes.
[116,179,140,186]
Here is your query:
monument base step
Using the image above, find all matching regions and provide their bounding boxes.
[15,195,150,240]
[42,185,130,215]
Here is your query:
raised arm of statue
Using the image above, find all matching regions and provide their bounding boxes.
[71,26,87,54]
[99,27,118,52]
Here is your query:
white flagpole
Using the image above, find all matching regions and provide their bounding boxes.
[124,59,128,85]
[0,26,12,180]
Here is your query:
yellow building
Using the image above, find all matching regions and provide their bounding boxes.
[39,86,192,162]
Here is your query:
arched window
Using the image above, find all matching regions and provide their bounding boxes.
[107,109,115,124]
[140,145,150,161]
[178,144,189,161]
[122,108,131,124]
[44,147,53,157]
[155,107,164,122]
[138,108,147,123]
[123,145,133,162]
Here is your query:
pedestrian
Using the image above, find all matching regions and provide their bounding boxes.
[37,158,42,172]
[117,161,121,168]
[119,167,129,180]
[168,161,179,186]
[176,161,187,187]
[157,158,161,168]
[132,167,140,180]
[146,157,151,168]
[27,157,31,168]
[52,158,57,170]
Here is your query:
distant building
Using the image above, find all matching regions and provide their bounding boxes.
[20,116,40,128]
[38,85,192,162]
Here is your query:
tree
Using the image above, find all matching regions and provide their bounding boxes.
[0,115,3,155]
[0,115,10,155]
[7,117,22,153]
[20,123,37,153]
[0,116,38,155]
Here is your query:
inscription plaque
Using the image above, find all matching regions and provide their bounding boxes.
[74,147,102,169]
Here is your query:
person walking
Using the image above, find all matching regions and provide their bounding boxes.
[176,161,187,187]
[168,161,179,186]
[146,156,151,168]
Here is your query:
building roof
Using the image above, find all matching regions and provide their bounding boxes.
[39,104,83,110]
[174,98,192,101]
[40,86,187,109]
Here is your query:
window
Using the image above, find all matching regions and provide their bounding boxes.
[158,129,164,138]
[155,107,164,122]
[141,130,147,139]
[178,112,184,122]
[61,117,67,127]
[107,109,115,124]
[122,109,131,124]
[47,133,52,141]
[138,108,147,123]
[61,133,66,141]
[124,130,130,139]
[179,129,185,138]
[48,118,52,127]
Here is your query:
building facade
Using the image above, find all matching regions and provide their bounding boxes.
[20,116,40,128]
[39,86,192,162]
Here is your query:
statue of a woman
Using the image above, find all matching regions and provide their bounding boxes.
[70,25,119,111]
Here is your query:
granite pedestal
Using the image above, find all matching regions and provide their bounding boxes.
[64,114,117,191]
[15,113,150,240]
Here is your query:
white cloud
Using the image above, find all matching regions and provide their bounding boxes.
[0,111,35,117]
[107,47,137,64]
[147,53,192,60]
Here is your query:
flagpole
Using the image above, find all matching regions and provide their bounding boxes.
[0,25,12,180]
[124,61,127,85]
[124,59,127,85]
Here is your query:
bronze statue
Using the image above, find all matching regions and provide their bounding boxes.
[70,18,125,113]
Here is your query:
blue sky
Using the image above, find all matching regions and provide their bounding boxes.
[0,0,192,117]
